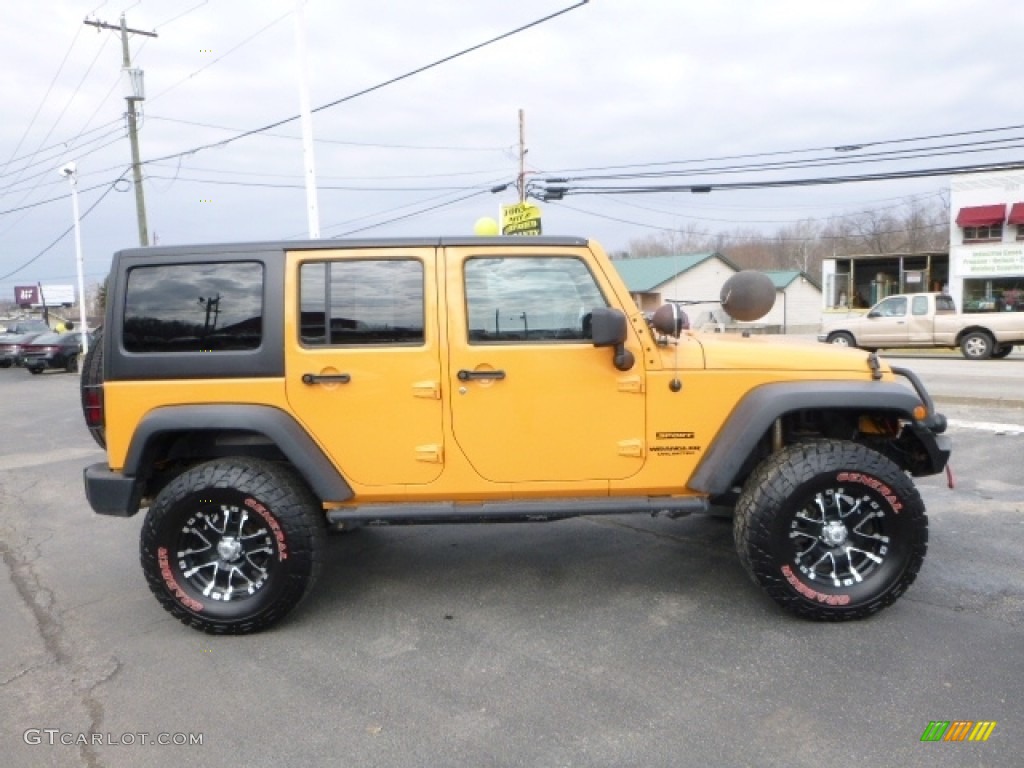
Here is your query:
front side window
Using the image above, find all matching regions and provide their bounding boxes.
[873,297,907,318]
[299,259,424,345]
[464,256,608,343]
[124,262,263,353]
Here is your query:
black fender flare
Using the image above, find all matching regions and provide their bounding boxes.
[687,380,925,496]
[123,404,353,503]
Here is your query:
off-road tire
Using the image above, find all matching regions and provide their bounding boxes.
[140,458,326,634]
[734,440,927,621]
[79,331,106,448]
[960,331,994,360]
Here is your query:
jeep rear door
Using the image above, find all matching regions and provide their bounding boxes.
[443,246,646,483]
[284,247,444,486]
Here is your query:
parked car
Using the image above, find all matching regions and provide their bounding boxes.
[21,332,87,373]
[3,319,51,335]
[0,331,46,368]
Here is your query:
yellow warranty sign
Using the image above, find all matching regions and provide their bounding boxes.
[501,202,542,235]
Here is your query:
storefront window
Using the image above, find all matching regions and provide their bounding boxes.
[962,278,1024,312]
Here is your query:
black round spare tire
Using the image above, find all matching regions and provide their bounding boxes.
[140,458,326,634]
[734,440,927,621]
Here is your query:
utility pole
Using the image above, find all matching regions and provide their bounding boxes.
[517,109,527,202]
[84,14,157,246]
[294,0,320,238]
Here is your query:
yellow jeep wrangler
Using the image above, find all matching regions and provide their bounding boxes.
[81,236,950,634]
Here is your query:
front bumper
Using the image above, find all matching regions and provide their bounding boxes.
[84,463,142,517]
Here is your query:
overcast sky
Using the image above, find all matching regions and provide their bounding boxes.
[1,0,1022,300]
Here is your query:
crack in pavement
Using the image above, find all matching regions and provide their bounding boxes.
[0,534,122,768]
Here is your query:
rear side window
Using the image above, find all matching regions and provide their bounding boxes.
[299,259,424,345]
[123,262,264,353]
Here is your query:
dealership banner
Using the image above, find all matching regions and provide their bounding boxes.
[13,284,75,307]
[501,202,542,235]
[14,286,40,306]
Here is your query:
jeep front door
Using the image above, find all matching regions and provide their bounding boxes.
[285,249,444,486]
[445,248,646,484]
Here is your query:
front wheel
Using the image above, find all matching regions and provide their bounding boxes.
[140,458,326,634]
[960,331,994,360]
[734,440,927,621]
[827,332,856,348]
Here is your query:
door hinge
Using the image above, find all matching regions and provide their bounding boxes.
[617,439,644,458]
[412,380,441,399]
[415,444,444,463]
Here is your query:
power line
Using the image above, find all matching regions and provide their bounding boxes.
[145,173,499,193]
[145,115,511,152]
[147,159,511,182]
[605,190,948,226]
[147,9,292,103]
[0,121,123,181]
[550,199,947,243]
[0,171,129,282]
[0,25,85,177]
[0,172,127,217]
[529,159,1024,199]
[136,1,591,168]
[536,123,1024,178]
[329,189,489,238]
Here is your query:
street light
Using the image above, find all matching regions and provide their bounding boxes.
[60,161,89,358]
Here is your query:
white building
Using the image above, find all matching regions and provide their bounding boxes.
[610,253,822,333]
[949,169,1024,312]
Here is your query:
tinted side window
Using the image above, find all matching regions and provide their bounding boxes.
[465,257,608,343]
[124,262,263,352]
[300,259,424,345]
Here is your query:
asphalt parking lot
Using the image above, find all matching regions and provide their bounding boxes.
[0,361,1021,768]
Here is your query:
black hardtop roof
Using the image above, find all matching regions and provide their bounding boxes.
[114,236,591,260]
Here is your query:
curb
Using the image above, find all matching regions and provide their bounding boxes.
[933,395,1024,410]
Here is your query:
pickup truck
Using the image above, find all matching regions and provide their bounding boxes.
[819,292,1024,359]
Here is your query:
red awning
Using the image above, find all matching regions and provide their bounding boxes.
[1007,203,1024,225]
[956,204,1005,227]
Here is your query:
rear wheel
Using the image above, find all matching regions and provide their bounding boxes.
[960,331,994,360]
[990,344,1012,359]
[65,354,78,373]
[140,458,326,634]
[734,440,927,621]
[28,367,42,375]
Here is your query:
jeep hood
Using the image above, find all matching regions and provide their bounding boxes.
[687,332,885,373]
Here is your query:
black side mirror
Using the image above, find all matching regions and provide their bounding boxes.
[590,307,634,371]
